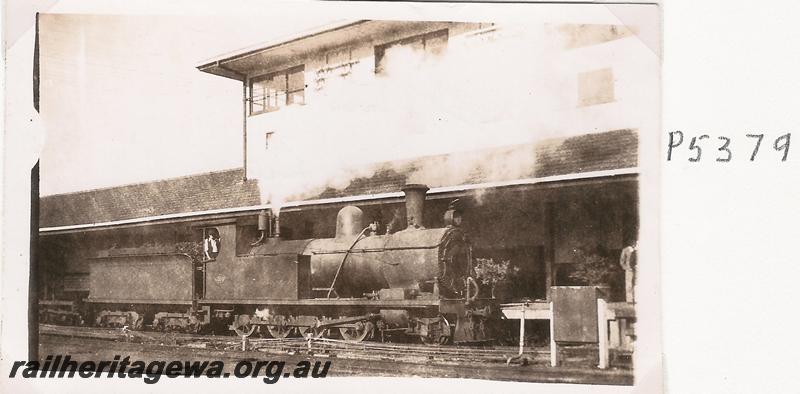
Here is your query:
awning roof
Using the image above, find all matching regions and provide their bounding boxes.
[40,168,638,235]
[197,20,467,81]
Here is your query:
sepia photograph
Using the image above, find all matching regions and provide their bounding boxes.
[11,1,660,390]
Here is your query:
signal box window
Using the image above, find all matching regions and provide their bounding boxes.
[374,29,448,74]
[315,47,356,90]
[250,66,305,115]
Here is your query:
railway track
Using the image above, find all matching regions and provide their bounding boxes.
[38,324,579,366]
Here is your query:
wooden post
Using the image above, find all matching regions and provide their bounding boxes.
[545,202,556,300]
[609,317,621,349]
[597,298,608,369]
[518,304,526,356]
[241,79,248,180]
[549,301,557,367]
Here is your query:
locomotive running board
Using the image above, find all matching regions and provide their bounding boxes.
[197,298,440,308]
[84,298,194,305]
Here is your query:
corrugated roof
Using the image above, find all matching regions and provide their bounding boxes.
[40,169,261,228]
[312,129,638,199]
[39,129,638,228]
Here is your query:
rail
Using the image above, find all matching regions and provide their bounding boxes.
[38,324,564,367]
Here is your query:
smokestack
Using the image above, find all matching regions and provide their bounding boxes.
[401,184,429,229]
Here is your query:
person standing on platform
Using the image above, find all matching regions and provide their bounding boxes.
[620,240,638,303]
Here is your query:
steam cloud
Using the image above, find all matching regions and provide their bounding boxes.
[250,23,592,214]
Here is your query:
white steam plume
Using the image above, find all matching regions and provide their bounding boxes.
[251,23,590,213]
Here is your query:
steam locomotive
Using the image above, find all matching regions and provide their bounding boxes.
[41,184,498,344]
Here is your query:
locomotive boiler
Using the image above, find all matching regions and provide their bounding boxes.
[65,184,497,344]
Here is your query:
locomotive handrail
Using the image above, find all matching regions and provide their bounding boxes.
[326,226,371,299]
[308,230,463,255]
[309,244,442,254]
[89,252,194,260]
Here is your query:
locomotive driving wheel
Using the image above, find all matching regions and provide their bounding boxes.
[266,316,291,339]
[339,320,373,342]
[297,316,329,339]
[232,314,257,337]
[297,325,326,339]
[234,322,256,337]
